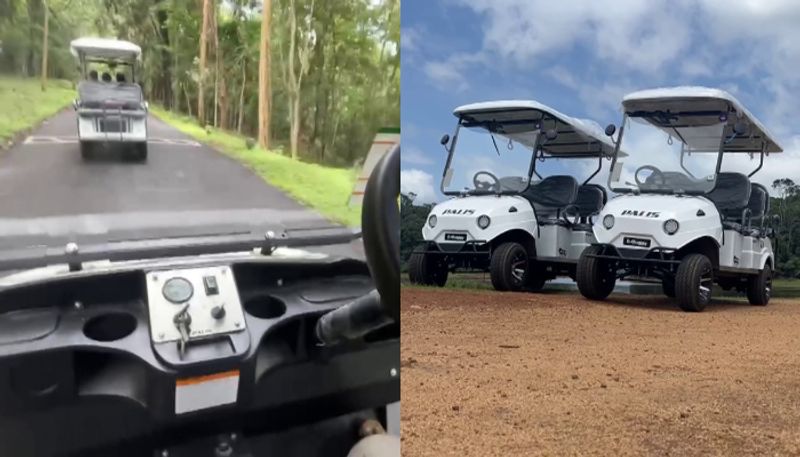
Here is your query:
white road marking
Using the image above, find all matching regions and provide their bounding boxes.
[21,136,202,147]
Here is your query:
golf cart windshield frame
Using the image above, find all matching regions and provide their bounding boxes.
[441,115,607,196]
[607,106,769,196]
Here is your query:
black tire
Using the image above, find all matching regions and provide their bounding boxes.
[662,276,676,297]
[675,253,713,312]
[407,249,448,287]
[490,242,529,292]
[746,264,772,306]
[576,245,616,300]
[80,142,94,160]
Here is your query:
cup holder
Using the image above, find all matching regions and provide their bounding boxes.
[83,313,137,342]
[244,295,287,319]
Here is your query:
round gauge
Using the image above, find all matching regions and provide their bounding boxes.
[162,277,194,303]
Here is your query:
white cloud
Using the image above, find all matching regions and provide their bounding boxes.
[401,27,421,52]
[402,146,435,165]
[401,169,439,203]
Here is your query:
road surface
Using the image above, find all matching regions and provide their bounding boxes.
[0,109,362,258]
[402,288,800,456]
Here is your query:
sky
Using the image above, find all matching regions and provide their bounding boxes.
[401,0,800,204]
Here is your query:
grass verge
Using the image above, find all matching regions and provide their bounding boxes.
[150,106,361,227]
[0,76,75,144]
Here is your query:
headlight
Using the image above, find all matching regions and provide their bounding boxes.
[428,214,437,228]
[663,219,679,235]
[602,214,615,229]
[477,215,491,229]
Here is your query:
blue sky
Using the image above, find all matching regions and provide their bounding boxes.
[401,0,800,203]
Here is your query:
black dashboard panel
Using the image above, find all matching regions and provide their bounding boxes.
[0,258,399,457]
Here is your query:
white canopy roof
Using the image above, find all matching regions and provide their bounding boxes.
[453,100,619,158]
[623,86,782,153]
[70,37,141,61]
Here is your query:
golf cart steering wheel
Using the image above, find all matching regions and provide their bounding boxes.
[473,171,500,192]
[635,165,665,187]
[362,144,400,321]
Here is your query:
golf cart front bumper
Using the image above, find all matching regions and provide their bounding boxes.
[418,241,491,271]
[76,107,148,143]
[585,243,681,279]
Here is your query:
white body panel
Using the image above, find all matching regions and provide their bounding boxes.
[594,194,722,250]
[422,195,596,262]
[422,195,536,245]
[596,194,771,271]
[77,111,148,143]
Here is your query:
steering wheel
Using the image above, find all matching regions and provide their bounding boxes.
[361,144,400,322]
[635,165,666,187]
[473,171,500,192]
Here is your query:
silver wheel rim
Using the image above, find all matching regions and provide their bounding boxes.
[510,252,527,284]
[698,267,713,303]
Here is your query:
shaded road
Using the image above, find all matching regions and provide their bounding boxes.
[0,109,362,258]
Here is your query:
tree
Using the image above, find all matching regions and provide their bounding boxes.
[39,0,48,90]
[197,0,210,124]
[257,0,271,148]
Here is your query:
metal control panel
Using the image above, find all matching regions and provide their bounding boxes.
[146,266,246,350]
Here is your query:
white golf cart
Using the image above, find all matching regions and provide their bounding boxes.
[70,37,148,161]
[408,100,617,291]
[576,87,781,311]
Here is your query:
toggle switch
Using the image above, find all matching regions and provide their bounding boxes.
[203,275,219,295]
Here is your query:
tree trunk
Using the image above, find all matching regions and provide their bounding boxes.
[237,61,246,134]
[198,0,210,124]
[40,0,48,91]
[257,0,272,149]
[290,92,300,160]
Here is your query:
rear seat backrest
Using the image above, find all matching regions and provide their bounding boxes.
[706,172,751,220]
[521,175,579,219]
[567,184,606,220]
[748,183,768,221]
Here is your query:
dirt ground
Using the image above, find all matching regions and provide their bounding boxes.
[401,288,800,456]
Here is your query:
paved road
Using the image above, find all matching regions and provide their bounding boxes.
[0,110,363,258]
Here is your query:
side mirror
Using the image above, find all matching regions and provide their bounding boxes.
[440,134,450,146]
[733,120,748,135]
[544,129,558,141]
[605,124,617,137]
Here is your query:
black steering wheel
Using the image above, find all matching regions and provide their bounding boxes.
[473,171,500,192]
[361,144,400,322]
[635,165,665,187]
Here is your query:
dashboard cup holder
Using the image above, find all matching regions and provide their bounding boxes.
[83,313,137,342]
[244,295,286,319]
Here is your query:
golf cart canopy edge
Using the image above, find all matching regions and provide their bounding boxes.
[70,37,142,62]
[453,100,621,158]
[622,86,783,154]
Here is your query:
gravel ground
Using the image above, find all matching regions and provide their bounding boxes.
[401,288,800,456]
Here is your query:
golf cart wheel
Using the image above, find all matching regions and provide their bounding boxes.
[675,253,713,312]
[407,249,448,287]
[80,142,94,160]
[132,143,148,162]
[746,264,772,306]
[490,242,529,292]
[662,276,676,297]
[576,245,616,300]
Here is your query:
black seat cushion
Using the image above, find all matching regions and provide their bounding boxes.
[707,172,751,220]
[521,175,579,222]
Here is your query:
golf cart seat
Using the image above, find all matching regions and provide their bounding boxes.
[521,175,579,225]
[567,184,607,231]
[707,172,751,232]
[77,81,144,110]
[744,183,769,237]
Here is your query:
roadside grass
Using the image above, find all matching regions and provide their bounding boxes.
[402,273,800,298]
[150,106,361,227]
[0,76,74,144]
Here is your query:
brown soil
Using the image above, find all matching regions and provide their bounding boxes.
[401,288,800,456]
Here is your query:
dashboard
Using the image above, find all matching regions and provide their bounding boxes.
[0,256,399,456]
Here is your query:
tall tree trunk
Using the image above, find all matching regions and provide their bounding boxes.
[211,1,219,128]
[198,0,210,124]
[40,0,48,91]
[290,93,300,160]
[257,0,272,149]
[237,61,246,134]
